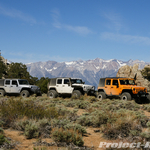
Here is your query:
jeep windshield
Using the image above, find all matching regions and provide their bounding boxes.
[18,79,29,85]
[119,79,135,85]
[71,79,83,84]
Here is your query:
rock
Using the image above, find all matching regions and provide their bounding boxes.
[117,64,150,92]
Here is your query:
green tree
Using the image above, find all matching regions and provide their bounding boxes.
[7,62,30,79]
[37,77,50,93]
[7,62,39,85]
[0,57,7,78]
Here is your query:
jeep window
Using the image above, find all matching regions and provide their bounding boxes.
[106,80,111,85]
[12,80,18,86]
[64,79,69,84]
[120,79,135,85]
[5,80,10,85]
[71,79,83,84]
[57,79,62,84]
[113,80,118,86]
[18,80,29,85]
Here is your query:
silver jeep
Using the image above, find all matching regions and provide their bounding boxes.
[0,79,41,97]
[47,77,95,98]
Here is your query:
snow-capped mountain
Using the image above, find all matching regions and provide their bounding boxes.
[26,58,149,88]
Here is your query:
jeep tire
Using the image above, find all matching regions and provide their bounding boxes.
[72,90,81,99]
[0,89,5,96]
[120,92,131,101]
[21,90,30,98]
[47,90,58,98]
[97,92,106,100]
[146,94,150,103]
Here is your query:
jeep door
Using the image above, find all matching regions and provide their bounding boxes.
[4,80,11,93]
[110,79,120,95]
[56,79,63,93]
[10,80,20,93]
[62,79,73,93]
[104,79,111,95]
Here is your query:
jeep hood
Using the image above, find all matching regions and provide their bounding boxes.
[122,85,147,91]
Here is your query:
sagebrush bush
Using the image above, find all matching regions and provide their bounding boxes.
[0,98,58,125]
[13,118,51,138]
[24,120,39,139]
[64,123,87,135]
[52,128,84,146]
[0,133,8,145]
[77,109,109,127]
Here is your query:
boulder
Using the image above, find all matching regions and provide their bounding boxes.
[117,64,150,92]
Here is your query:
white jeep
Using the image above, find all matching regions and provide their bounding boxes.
[0,79,41,97]
[47,77,95,98]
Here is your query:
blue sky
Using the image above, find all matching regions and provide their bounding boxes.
[0,0,150,64]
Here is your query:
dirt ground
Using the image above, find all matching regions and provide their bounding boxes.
[4,127,109,150]
[3,108,150,150]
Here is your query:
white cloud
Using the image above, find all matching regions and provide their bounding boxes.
[102,11,123,32]
[101,32,150,45]
[0,4,36,24]
[51,8,93,36]
[64,25,93,35]
[51,8,61,29]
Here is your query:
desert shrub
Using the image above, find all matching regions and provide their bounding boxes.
[0,98,58,126]
[0,128,3,134]
[37,118,51,138]
[0,134,6,145]
[142,104,150,112]
[102,117,142,139]
[101,109,145,139]
[64,123,87,135]
[13,119,30,131]
[52,128,84,146]
[57,106,78,121]
[24,120,39,139]
[13,118,51,138]
[88,96,97,103]
[51,119,70,128]
[76,100,90,109]
[63,101,76,107]
[77,109,109,127]
[140,130,150,141]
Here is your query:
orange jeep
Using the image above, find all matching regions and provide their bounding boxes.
[97,77,150,101]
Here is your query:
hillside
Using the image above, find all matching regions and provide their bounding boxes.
[26,58,150,87]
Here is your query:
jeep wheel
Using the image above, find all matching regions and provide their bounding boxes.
[72,90,81,99]
[97,92,106,101]
[0,90,5,96]
[47,90,58,98]
[21,90,30,98]
[120,92,131,101]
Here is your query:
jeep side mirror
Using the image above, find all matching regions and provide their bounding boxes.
[67,82,70,86]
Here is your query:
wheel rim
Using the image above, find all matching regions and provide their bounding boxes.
[22,93,26,97]
[49,92,54,98]
[73,93,78,98]
[98,94,102,100]
[122,95,127,100]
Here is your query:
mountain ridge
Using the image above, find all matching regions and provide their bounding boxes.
[26,58,150,87]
